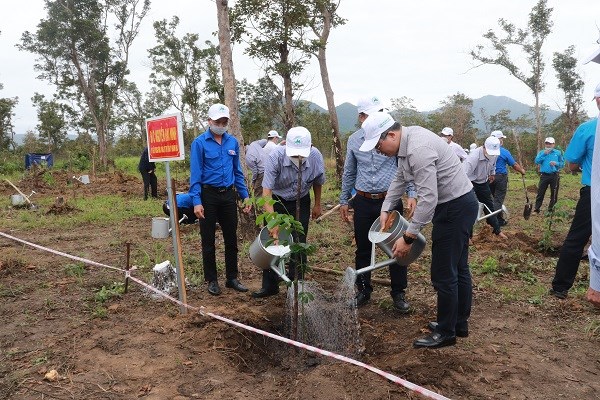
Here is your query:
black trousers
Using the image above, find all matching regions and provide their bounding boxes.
[261,193,311,289]
[472,181,500,234]
[431,190,478,336]
[535,173,559,212]
[199,188,239,282]
[352,194,407,296]
[552,186,591,292]
[141,171,158,200]
[490,174,508,224]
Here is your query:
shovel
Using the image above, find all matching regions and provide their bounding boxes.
[522,175,532,220]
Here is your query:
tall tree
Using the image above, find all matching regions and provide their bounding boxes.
[0,96,18,151]
[389,97,427,127]
[148,16,222,144]
[231,0,312,131]
[19,0,150,167]
[238,76,284,141]
[552,45,585,149]
[427,93,477,147]
[31,93,71,152]
[307,0,346,183]
[470,0,553,151]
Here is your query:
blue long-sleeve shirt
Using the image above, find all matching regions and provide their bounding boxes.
[189,129,249,206]
[534,148,564,174]
[565,118,597,186]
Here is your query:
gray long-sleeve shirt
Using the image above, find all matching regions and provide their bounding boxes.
[463,147,496,184]
[382,126,473,235]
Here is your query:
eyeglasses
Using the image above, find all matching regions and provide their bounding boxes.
[375,130,391,153]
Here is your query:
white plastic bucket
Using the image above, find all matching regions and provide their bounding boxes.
[11,194,25,206]
[151,217,170,239]
[79,175,90,184]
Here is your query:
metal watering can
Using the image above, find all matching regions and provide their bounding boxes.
[476,203,508,223]
[249,226,294,284]
[345,210,427,284]
[73,175,90,184]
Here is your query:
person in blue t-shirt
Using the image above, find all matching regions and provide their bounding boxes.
[533,137,564,213]
[488,130,526,226]
[163,193,197,224]
[550,115,597,299]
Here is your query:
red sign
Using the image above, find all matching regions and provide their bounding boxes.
[146,113,184,162]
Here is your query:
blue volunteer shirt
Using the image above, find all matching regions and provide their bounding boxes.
[494,147,516,174]
[189,129,249,206]
[534,148,564,174]
[565,118,597,186]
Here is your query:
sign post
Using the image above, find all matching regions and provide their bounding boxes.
[145,113,188,314]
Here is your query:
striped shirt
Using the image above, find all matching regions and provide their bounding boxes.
[463,147,496,184]
[382,126,473,235]
[262,146,326,200]
[340,128,415,205]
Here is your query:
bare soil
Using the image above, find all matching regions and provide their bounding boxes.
[1,171,599,400]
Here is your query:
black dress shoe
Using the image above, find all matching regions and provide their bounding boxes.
[413,332,456,349]
[225,278,248,292]
[354,291,371,307]
[207,281,221,296]
[427,321,468,337]
[392,292,410,313]
[251,287,279,298]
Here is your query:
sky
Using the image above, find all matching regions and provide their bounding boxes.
[1,0,600,136]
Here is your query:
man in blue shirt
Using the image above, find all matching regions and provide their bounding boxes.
[339,96,416,311]
[163,192,197,224]
[488,130,526,226]
[534,137,564,214]
[190,103,252,296]
[252,127,325,298]
[550,113,597,299]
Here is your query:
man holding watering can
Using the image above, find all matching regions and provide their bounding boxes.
[360,112,478,349]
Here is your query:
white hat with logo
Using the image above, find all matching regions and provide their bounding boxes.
[357,96,384,115]
[484,136,501,156]
[490,130,506,139]
[286,127,312,158]
[267,130,282,138]
[208,103,230,120]
[544,137,555,144]
[441,127,454,136]
[359,112,396,152]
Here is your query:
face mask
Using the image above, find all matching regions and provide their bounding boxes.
[210,125,227,136]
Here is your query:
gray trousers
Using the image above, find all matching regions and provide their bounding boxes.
[490,174,508,222]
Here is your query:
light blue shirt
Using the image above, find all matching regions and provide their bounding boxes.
[245,139,267,180]
[495,147,516,174]
[565,118,597,186]
[590,113,600,291]
[340,128,416,205]
[262,146,326,201]
[189,129,249,206]
[534,148,564,173]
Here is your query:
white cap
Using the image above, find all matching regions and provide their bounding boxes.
[594,82,600,99]
[469,143,477,151]
[267,130,282,138]
[285,127,311,158]
[490,130,506,139]
[208,103,230,120]
[484,136,501,156]
[544,137,555,144]
[359,112,396,152]
[357,96,384,115]
[441,127,454,136]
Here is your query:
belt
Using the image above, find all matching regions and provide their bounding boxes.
[356,190,387,200]
[541,172,557,175]
[202,184,234,193]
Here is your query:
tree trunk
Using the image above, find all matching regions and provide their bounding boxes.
[534,92,542,152]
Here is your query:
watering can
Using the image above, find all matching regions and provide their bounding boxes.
[11,191,36,206]
[345,210,427,284]
[73,175,90,184]
[249,226,294,284]
[151,215,190,238]
[476,203,508,223]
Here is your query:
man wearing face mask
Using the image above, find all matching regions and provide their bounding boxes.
[533,137,564,214]
[252,127,325,298]
[463,136,507,239]
[190,103,252,296]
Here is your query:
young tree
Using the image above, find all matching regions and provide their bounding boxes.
[0,96,18,151]
[19,0,150,167]
[238,76,284,141]
[470,0,553,151]
[552,45,585,149]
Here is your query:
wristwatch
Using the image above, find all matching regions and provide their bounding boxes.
[402,233,415,245]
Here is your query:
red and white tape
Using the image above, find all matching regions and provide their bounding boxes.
[0,231,451,400]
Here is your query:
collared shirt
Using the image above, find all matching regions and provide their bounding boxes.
[245,139,267,180]
[534,148,564,174]
[449,141,467,161]
[463,147,496,184]
[262,145,326,200]
[495,147,517,174]
[382,126,473,235]
[263,140,278,154]
[565,118,597,186]
[340,128,416,205]
[590,113,600,291]
[166,193,194,208]
[189,129,249,206]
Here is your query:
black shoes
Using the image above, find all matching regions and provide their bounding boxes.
[354,291,371,307]
[251,287,279,298]
[225,278,248,292]
[392,292,410,313]
[413,332,456,349]
[207,281,222,296]
[549,288,568,299]
[428,321,468,338]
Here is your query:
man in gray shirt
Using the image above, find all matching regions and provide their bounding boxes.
[360,112,479,349]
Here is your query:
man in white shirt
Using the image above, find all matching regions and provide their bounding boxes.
[440,127,467,162]
[263,130,282,154]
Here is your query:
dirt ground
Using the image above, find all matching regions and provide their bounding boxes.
[1,170,599,400]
